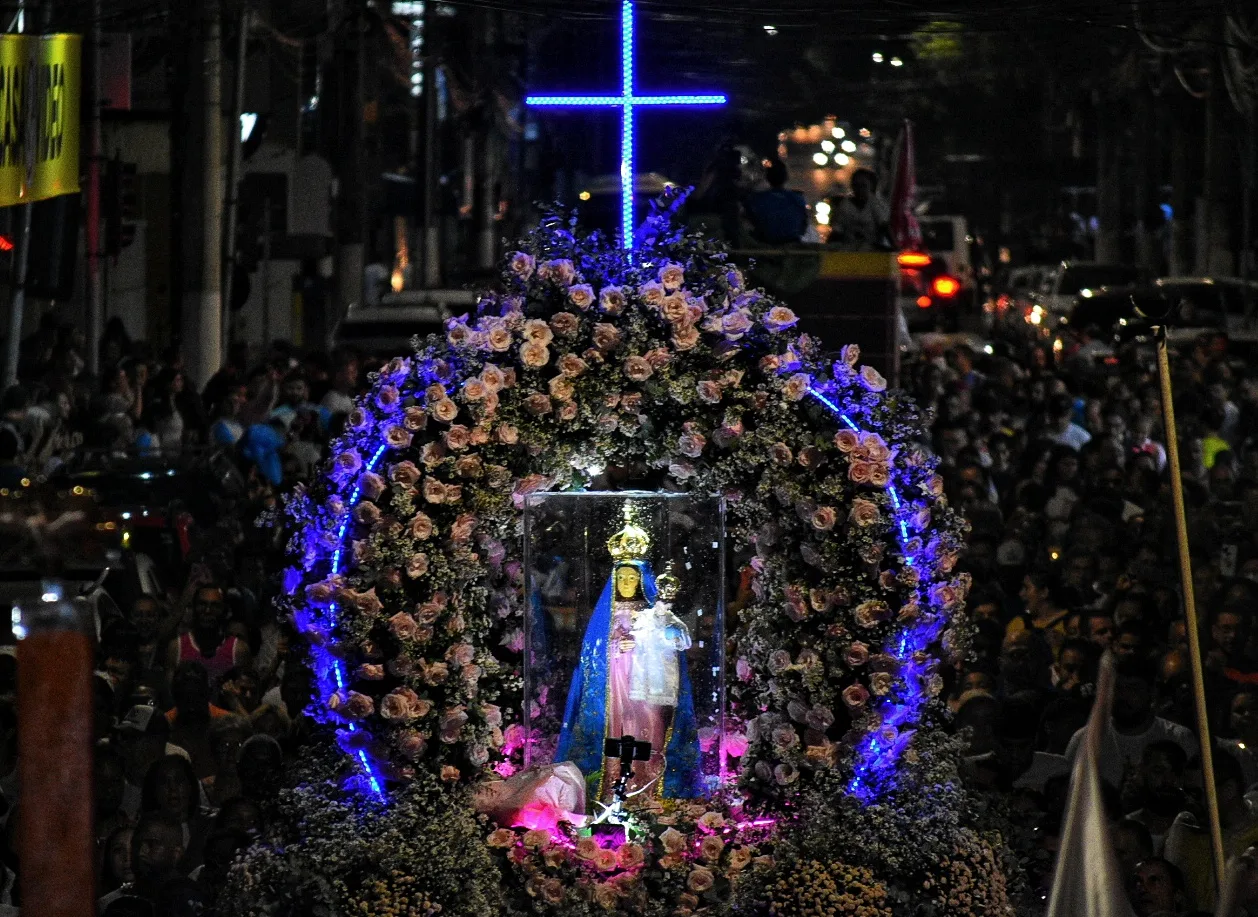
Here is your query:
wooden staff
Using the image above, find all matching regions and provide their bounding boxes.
[1154,325,1226,894]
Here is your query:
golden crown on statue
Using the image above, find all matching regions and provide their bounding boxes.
[606,503,651,561]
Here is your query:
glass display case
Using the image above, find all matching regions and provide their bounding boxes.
[522,491,726,818]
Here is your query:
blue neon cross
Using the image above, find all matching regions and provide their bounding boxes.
[526,0,726,250]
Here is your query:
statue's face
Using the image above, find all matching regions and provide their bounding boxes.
[615,565,641,599]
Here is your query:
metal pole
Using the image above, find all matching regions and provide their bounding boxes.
[1155,326,1226,895]
[261,195,271,348]
[420,0,439,288]
[221,5,249,354]
[85,0,102,377]
[3,0,35,390]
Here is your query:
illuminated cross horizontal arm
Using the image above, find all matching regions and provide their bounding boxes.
[525,0,727,250]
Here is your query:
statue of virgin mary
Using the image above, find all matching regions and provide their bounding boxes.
[554,507,703,805]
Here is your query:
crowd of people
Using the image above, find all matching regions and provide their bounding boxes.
[5,267,1258,914]
[0,316,379,915]
[915,315,1258,914]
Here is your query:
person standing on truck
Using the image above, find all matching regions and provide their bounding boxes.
[831,169,890,251]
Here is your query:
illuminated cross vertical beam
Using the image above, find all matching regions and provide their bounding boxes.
[526,0,727,250]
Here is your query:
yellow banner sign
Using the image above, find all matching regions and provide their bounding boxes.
[0,34,80,207]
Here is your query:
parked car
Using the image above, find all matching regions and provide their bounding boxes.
[1034,262,1144,322]
[994,265,1050,321]
[1152,277,1258,339]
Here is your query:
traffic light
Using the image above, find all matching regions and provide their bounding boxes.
[104,159,138,256]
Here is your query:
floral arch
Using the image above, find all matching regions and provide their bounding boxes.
[258,206,1013,917]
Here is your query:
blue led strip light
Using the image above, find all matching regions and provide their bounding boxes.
[316,442,390,797]
[525,0,726,250]
[809,388,944,800]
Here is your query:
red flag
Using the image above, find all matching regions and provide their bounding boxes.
[888,119,922,251]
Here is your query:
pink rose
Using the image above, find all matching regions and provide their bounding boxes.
[797,446,822,468]
[397,730,427,760]
[638,280,666,306]
[860,364,887,392]
[644,347,671,369]
[450,513,477,544]
[687,866,715,893]
[858,432,891,463]
[548,376,575,401]
[660,293,690,324]
[567,284,594,310]
[672,324,700,350]
[591,323,621,351]
[624,356,653,382]
[658,261,685,291]
[538,258,575,285]
[522,318,554,346]
[423,661,450,685]
[834,430,860,453]
[678,432,706,458]
[409,512,434,540]
[401,406,426,432]
[431,398,459,423]
[849,461,873,484]
[495,423,519,444]
[487,325,512,352]
[928,473,944,496]
[696,380,722,404]
[375,384,400,412]
[345,691,374,719]
[353,502,381,526]
[444,424,471,450]
[843,683,870,710]
[783,372,811,401]
[557,400,578,421]
[446,322,472,347]
[422,478,448,504]
[844,642,870,667]
[850,498,880,526]
[508,251,535,279]
[599,286,626,314]
[721,310,753,340]
[380,688,419,722]
[769,442,793,465]
[406,553,429,578]
[811,506,837,531]
[358,472,387,501]
[389,462,420,488]
[440,706,469,743]
[462,378,487,403]
[854,600,889,628]
[869,464,891,488]
[346,407,369,431]
[520,341,551,368]
[660,828,687,854]
[558,353,587,377]
[334,450,363,478]
[455,455,482,478]
[355,663,385,681]
[479,364,505,392]
[389,612,419,640]
[871,672,893,696]
[840,343,861,366]
[524,393,552,416]
[763,305,798,332]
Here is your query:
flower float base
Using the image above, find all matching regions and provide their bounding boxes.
[221,200,1022,916]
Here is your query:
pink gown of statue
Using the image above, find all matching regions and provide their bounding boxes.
[602,598,691,803]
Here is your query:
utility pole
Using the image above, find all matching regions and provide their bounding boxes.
[333,0,366,314]
[85,0,102,376]
[181,0,224,388]
[474,10,497,272]
[420,0,440,287]
[221,5,250,354]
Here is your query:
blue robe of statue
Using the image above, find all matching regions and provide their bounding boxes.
[553,560,703,802]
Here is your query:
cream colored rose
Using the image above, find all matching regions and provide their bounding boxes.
[599,286,626,314]
[558,353,588,377]
[548,376,575,401]
[591,323,621,351]
[550,311,580,337]
[810,506,837,531]
[520,341,551,368]
[782,372,811,401]
[431,398,459,423]
[487,325,512,351]
[495,423,519,444]
[850,498,880,526]
[567,284,595,310]
[638,280,665,306]
[624,356,653,382]
[658,261,685,291]
[672,324,700,350]
[660,828,687,854]
[660,293,689,324]
[522,318,554,345]
[462,377,486,402]
[686,867,715,893]
[409,512,434,540]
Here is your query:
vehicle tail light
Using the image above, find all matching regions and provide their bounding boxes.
[916,295,932,309]
[898,251,932,268]
[931,275,960,298]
